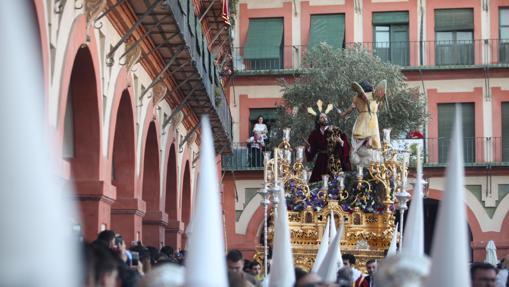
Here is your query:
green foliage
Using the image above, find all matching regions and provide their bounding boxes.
[271,44,427,148]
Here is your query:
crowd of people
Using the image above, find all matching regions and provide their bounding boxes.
[82,230,509,287]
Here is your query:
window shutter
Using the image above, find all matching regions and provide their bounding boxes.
[500,9,509,26]
[438,103,475,163]
[502,103,509,161]
[435,9,474,31]
[244,18,284,59]
[372,11,409,25]
[308,14,345,49]
[390,24,409,66]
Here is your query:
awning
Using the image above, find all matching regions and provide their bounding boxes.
[372,11,409,25]
[308,14,345,49]
[244,18,284,59]
[435,9,474,31]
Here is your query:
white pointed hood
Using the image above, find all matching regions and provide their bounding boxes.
[402,148,425,257]
[311,216,331,272]
[387,223,399,257]
[269,187,296,287]
[184,116,228,287]
[425,107,471,287]
[329,210,337,244]
[0,2,80,286]
[317,224,344,282]
[484,240,498,266]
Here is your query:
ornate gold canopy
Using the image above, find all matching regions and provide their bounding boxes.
[255,128,407,272]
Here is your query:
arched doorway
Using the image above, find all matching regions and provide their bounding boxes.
[181,162,191,245]
[142,122,163,247]
[110,91,136,243]
[64,47,102,240]
[64,47,100,180]
[164,144,180,248]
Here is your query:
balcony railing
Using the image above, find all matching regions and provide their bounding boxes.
[425,137,509,166]
[222,142,266,171]
[233,39,509,72]
[223,137,509,171]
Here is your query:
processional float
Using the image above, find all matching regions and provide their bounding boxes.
[255,127,414,273]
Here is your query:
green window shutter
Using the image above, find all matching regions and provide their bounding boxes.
[308,14,345,49]
[435,9,474,31]
[502,103,509,161]
[244,18,284,59]
[372,11,409,25]
[438,103,475,163]
[390,25,409,65]
[249,108,278,121]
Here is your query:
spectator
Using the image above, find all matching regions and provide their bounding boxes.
[336,267,353,287]
[160,246,175,259]
[295,270,323,287]
[138,264,184,287]
[498,256,509,287]
[247,131,265,167]
[355,259,377,287]
[471,262,497,287]
[342,254,362,282]
[131,243,152,275]
[114,235,130,265]
[250,261,262,281]
[228,270,254,287]
[90,242,119,287]
[244,259,253,274]
[226,249,259,286]
[252,115,268,142]
[97,230,116,249]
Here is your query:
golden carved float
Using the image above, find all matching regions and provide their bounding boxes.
[255,128,409,272]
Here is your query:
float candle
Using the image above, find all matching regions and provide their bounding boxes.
[274,148,279,181]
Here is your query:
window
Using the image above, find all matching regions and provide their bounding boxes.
[435,9,474,65]
[437,103,475,163]
[502,103,509,161]
[500,9,509,63]
[373,11,409,66]
[308,14,345,49]
[243,18,284,70]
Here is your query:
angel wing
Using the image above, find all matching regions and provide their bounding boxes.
[351,82,369,103]
[374,80,387,102]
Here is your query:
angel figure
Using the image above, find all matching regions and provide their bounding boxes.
[340,80,387,166]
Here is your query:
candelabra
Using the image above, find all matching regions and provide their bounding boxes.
[395,151,411,248]
[258,128,298,277]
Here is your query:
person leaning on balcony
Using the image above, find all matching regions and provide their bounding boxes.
[252,115,268,142]
[247,131,265,167]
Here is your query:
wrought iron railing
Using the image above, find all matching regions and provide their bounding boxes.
[232,39,509,71]
[424,137,509,166]
[168,0,232,145]
[222,142,267,171]
[223,137,509,171]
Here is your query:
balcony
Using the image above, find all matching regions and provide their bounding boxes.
[222,143,265,171]
[424,137,509,167]
[223,137,509,171]
[233,39,509,73]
